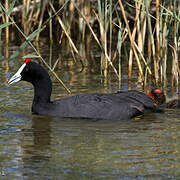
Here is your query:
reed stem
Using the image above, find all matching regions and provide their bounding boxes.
[5,0,9,44]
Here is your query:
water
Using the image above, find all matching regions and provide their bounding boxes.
[0,42,180,179]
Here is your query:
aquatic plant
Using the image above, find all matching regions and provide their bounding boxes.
[0,0,179,90]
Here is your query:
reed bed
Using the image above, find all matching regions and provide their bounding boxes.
[0,0,179,90]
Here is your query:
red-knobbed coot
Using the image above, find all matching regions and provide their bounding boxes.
[8,59,157,120]
[147,89,180,108]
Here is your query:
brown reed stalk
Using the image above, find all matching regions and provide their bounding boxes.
[33,4,41,29]
[169,44,177,88]
[22,0,25,27]
[137,1,146,56]
[26,0,36,35]
[49,1,78,54]
[159,3,169,87]
[128,0,143,81]
[112,8,128,64]
[109,0,112,61]
[172,0,179,87]
[145,0,157,82]
[118,0,144,81]
[156,0,160,64]
[73,2,120,79]
[36,0,48,41]
[80,0,91,40]
[22,0,31,35]
[133,42,152,75]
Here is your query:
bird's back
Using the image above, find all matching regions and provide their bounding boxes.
[34,90,155,120]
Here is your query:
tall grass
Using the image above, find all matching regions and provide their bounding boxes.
[0,0,179,89]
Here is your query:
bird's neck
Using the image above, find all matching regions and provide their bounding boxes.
[33,78,52,104]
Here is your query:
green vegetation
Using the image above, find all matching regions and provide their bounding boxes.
[0,0,179,91]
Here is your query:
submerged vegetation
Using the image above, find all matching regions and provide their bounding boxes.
[0,0,180,91]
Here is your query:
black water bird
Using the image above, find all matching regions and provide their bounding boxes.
[8,59,156,120]
[147,89,180,108]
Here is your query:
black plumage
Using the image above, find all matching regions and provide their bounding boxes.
[8,60,156,120]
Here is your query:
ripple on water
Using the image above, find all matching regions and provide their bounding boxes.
[0,60,180,179]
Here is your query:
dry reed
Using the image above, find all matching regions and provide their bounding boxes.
[0,0,179,89]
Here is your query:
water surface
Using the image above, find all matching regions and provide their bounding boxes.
[0,42,180,179]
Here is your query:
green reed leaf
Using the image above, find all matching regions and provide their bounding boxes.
[27,27,45,41]
[7,0,16,16]
[0,22,14,30]
[23,54,40,59]
[10,41,29,59]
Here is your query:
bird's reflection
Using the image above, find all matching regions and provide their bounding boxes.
[22,115,52,177]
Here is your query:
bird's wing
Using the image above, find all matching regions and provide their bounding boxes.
[55,94,145,120]
[115,90,155,109]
